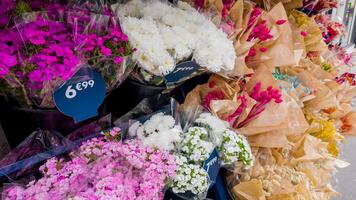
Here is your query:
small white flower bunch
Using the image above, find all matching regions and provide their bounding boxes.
[195,113,254,167]
[218,129,254,166]
[129,112,182,151]
[171,155,209,195]
[180,127,214,163]
[113,0,235,76]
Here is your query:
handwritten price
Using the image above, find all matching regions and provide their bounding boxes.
[65,80,95,99]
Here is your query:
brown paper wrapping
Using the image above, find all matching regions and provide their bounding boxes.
[247,3,295,70]
[232,179,266,200]
[341,112,356,135]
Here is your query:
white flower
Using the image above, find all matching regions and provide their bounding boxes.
[171,156,209,195]
[131,113,182,151]
[217,129,254,166]
[120,17,175,76]
[180,127,214,163]
[194,113,254,167]
[194,112,229,145]
[113,0,236,76]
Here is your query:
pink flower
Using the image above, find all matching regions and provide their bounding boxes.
[248,20,273,41]
[120,34,128,42]
[25,29,47,45]
[4,135,176,200]
[109,130,117,137]
[202,90,225,109]
[247,7,262,29]
[259,47,268,52]
[0,52,17,67]
[233,83,283,128]
[276,19,287,25]
[101,46,112,56]
[118,47,124,54]
[114,57,124,64]
[226,95,248,125]
[248,48,257,57]
[300,31,308,37]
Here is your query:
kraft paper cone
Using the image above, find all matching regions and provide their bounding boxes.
[259,3,295,68]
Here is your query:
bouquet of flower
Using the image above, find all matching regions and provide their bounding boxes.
[3,128,176,200]
[0,11,81,107]
[73,12,135,91]
[180,127,214,163]
[112,0,236,85]
[194,113,254,167]
[182,0,296,75]
[171,155,210,196]
[128,111,211,197]
[0,0,55,28]
[314,13,345,44]
[128,112,182,151]
[0,7,133,108]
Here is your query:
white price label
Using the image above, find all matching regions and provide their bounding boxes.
[65,80,95,99]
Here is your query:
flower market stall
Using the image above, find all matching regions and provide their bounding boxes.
[0,0,355,199]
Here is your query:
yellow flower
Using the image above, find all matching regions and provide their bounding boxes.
[305,112,339,156]
[321,63,333,72]
[289,10,310,27]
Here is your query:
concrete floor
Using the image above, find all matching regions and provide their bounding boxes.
[332,136,356,200]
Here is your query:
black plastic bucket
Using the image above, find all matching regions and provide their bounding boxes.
[0,104,96,148]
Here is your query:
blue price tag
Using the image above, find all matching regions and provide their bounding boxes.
[203,148,220,185]
[165,60,200,84]
[53,67,106,123]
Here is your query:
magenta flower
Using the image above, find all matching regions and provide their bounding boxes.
[114,57,124,64]
[247,7,262,29]
[101,46,112,56]
[234,83,283,128]
[202,90,225,110]
[0,52,17,67]
[276,19,287,25]
[25,29,47,45]
[248,20,273,41]
[259,47,268,52]
[248,48,257,57]
[300,31,308,37]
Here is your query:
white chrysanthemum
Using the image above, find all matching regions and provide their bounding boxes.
[217,129,254,166]
[158,24,195,61]
[133,113,182,151]
[114,0,236,76]
[180,127,214,163]
[120,17,175,76]
[194,22,236,72]
[171,157,209,195]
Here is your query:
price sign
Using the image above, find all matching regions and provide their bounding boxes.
[203,148,220,185]
[165,60,201,84]
[65,80,95,99]
[54,67,105,123]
